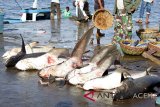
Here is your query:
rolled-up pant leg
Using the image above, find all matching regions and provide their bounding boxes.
[113,14,133,42]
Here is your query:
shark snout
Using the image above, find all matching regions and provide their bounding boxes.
[69,76,80,85]
[38,69,50,79]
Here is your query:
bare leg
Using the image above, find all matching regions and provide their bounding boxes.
[50,2,55,20]
[96,29,101,45]
[96,29,105,44]
[57,3,61,19]
[146,14,150,24]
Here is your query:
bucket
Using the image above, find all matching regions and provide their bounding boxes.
[92,9,113,30]
[0,13,4,34]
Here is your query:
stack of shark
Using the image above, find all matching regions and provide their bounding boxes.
[2,35,70,70]
[2,27,160,101]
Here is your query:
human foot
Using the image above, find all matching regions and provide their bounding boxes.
[136,19,142,23]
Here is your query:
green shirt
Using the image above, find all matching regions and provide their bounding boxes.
[62,10,71,18]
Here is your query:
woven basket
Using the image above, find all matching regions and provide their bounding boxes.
[156,32,160,41]
[120,40,147,55]
[92,9,113,30]
[136,28,159,40]
[148,42,160,57]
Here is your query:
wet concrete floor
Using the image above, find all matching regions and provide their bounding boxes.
[0,18,160,107]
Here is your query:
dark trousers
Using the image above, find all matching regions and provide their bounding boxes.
[50,2,61,19]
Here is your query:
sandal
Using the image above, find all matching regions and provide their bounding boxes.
[136,20,143,23]
[98,33,105,37]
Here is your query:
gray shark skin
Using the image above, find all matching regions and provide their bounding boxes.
[68,49,119,85]
[5,35,26,67]
[71,26,95,60]
[82,66,154,91]
[66,45,117,81]
[90,45,117,63]
[15,48,69,71]
[113,75,160,101]
[38,26,94,79]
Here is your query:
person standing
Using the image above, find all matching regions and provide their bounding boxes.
[136,0,154,24]
[75,0,90,21]
[50,0,61,20]
[62,6,71,18]
[113,0,141,43]
[94,0,105,44]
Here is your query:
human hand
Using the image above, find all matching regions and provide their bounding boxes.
[130,8,135,12]
[100,6,104,10]
[151,0,154,3]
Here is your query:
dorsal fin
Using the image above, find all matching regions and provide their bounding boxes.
[146,66,153,75]
[116,67,132,82]
[121,72,133,82]
[90,45,116,63]
[5,35,26,67]
[71,26,94,59]
[20,34,26,53]
[121,73,125,82]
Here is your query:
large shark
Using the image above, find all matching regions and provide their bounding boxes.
[83,66,153,90]
[38,26,94,80]
[2,41,56,61]
[113,75,160,100]
[5,35,26,67]
[15,48,69,70]
[68,47,119,85]
[66,45,117,80]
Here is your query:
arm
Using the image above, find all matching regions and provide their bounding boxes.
[98,0,104,9]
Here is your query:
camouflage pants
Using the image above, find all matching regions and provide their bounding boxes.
[113,14,133,42]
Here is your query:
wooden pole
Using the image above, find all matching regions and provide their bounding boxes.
[142,51,160,66]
